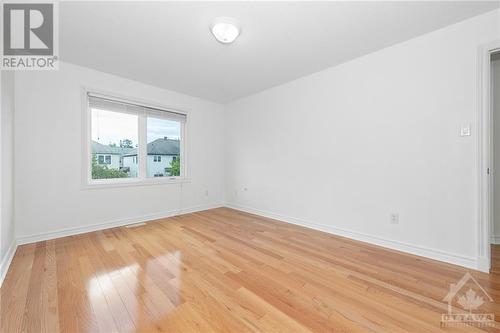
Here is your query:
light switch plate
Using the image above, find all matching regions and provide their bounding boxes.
[460,124,471,136]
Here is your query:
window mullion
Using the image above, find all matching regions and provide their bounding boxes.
[138,109,147,180]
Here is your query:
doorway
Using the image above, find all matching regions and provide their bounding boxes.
[477,41,500,273]
[491,51,500,273]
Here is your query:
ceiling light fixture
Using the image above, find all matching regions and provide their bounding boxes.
[211,17,240,44]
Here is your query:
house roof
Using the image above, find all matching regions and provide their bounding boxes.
[124,138,180,156]
[91,141,135,155]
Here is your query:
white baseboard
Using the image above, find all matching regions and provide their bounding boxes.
[490,235,500,245]
[477,256,491,273]
[7,202,485,282]
[16,203,223,245]
[225,203,480,271]
[0,240,18,287]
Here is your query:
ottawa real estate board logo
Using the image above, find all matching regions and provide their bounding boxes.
[441,272,495,328]
[1,1,58,70]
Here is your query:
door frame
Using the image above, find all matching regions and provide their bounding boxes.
[477,40,500,273]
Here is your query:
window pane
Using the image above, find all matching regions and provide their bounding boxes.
[91,108,138,179]
[147,117,181,178]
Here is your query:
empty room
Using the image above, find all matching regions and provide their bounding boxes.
[2,1,500,332]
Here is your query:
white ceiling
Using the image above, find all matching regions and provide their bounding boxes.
[60,1,499,103]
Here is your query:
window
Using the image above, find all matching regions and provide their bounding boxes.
[90,102,138,180]
[96,154,112,165]
[86,93,186,185]
[147,116,181,178]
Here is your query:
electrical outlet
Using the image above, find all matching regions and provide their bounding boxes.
[244,187,248,192]
[390,213,399,224]
[205,190,209,196]
[460,123,471,136]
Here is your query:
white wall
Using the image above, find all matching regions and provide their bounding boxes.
[493,56,500,242]
[8,8,500,272]
[14,62,225,240]
[1,71,16,275]
[225,9,500,269]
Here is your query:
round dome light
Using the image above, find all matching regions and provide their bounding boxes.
[211,17,240,44]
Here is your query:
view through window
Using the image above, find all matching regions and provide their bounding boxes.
[89,95,184,182]
[146,117,181,178]
[91,108,138,179]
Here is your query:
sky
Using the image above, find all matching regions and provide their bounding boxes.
[91,109,180,147]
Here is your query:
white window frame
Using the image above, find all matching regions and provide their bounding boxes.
[82,88,189,189]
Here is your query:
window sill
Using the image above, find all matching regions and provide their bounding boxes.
[81,177,191,190]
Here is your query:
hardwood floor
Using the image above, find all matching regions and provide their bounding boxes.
[2,207,500,332]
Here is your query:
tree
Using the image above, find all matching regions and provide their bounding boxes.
[109,142,117,147]
[120,139,133,148]
[91,154,128,179]
[170,156,180,176]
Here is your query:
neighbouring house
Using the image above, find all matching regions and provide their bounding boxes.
[123,137,180,177]
[91,141,134,171]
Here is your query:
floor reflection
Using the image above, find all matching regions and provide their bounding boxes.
[85,250,183,331]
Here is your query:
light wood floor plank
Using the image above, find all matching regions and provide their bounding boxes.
[2,207,500,332]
